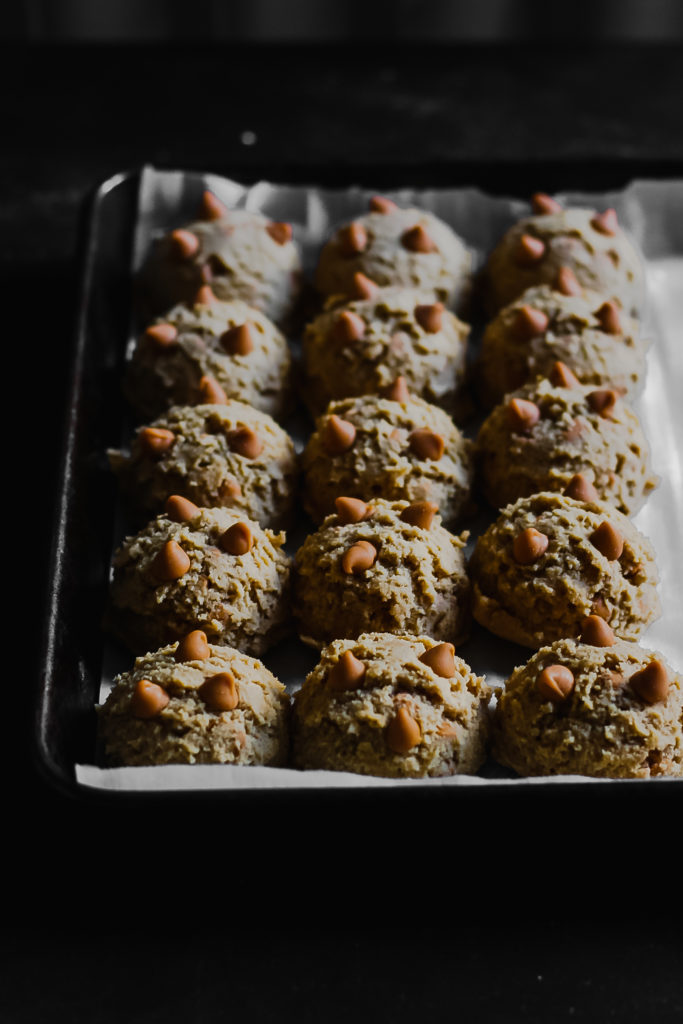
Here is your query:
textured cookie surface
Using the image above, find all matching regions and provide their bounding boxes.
[485,207,645,315]
[492,638,683,778]
[302,286,469,416]
[107,507,291,656]
[477,284,647,408]
[301,393,473,527]
[475,376,657,515]
[125,295,293,419]
[292,632,490,777]
[315,202,471,307]
[98,639,289,767]
[292,498,471,646]
[110,401,298,529]
[469,492,660,648]
[138,206,301,325]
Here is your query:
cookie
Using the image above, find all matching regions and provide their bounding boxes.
[301,391,473,528]
[469,491,660,648]
[484,200,645,315]
[475,373,657,515]
[107,506,291,656]
[124,293,293,420]
[109,401,298,530]
[314,196,471,308]
[97,636,289,767]
[292,632,490,778]
[477,283,647,408]
[492,637,682,778]
[292,498,471,647]
[138,193,301,325]
[302,286,470,417]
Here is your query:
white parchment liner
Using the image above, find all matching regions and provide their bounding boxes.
[77,169,683,791]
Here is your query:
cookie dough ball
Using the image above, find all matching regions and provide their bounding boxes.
[484,201,645,315]
[124,293,293,420]
[477,284,647,408]
[107,506,291,656]
[109,402,298,530]
[292,633,490,778]
[292,498,471,647]
[492,636,682,778]
[475,373,657,515]
[315,196,471,308]
[302,286,470,416]
[301,391,473,528]
[138,193,301,325]
[469,491,660,648]
[98,637,290,767]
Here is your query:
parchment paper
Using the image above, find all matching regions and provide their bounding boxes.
[76,170,683,791]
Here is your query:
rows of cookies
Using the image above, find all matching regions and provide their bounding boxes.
[97,186,682,780]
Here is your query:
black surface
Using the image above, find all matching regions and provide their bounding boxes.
[7,41,683,1021]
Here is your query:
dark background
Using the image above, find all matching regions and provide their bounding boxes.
[4,2,683,1020]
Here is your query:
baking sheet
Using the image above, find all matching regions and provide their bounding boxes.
[76,169,683,791]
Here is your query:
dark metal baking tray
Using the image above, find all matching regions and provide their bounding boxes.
[35,164,683,805]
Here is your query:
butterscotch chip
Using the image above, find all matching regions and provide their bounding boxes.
[220,322,255,355]
[335,497,371,524]
[386,706,421,753]
[537,664,575,702]
[219,522,253,556]
[130,678,170,719]
[629,660,669,704]
[382,376,410,403]
[400,501,438,529]
[139,427,175,456]
[589,521,624,560]
[339,222,368,257]
[199,671,239,711]
[419,642,456,678]
[595,301,622,335]
[165,494,200,523]
[587,388,617,418]
[591,595,610,619]
[369,195,398,214]
[591,209,618,235]
[555,266,583,296]
[324,415,357,455]
[341,540,377,575]
[98,640,290,766]
[581,614,616,646]
[175,629,211,662]
[351,272,379,300]
[507,397,540,432]
[152,540,191,581]
[492,637,683,778]
[408,428,445,461]
[513,305,549,339]
[328,650,366,691]
[292,632,490,776]
[415,303,444,333]
[171,229,200,260]
[199,190,228,221]
[513,527,548,564]
[401,225,437,253]
[549,361,580,389]
[227,427,263,459]
[515,234,545,266]
[331,310,366,345]
[531,193,562,215]
[564,473,599,503]
[194,285,217,306]
[198,375,228,404]
[266,222,293,245]
[145,323,178,349]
